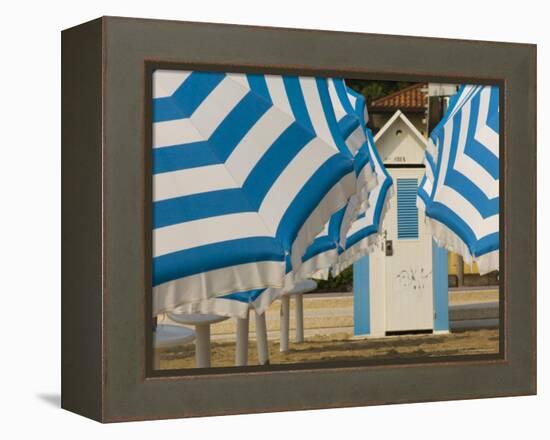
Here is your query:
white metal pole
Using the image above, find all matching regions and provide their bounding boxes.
[295,293,304,343]
[280,295,290,352]
[255,312,269,365]
[194,323,211,368]
[235,310,249,366]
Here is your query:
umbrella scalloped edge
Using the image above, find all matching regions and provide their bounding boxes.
[332,184,394,276]
[425,216,499,275]
[289,171,356,274]
[339,165,379,248]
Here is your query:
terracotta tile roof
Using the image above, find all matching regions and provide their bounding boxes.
[370,83,427,111]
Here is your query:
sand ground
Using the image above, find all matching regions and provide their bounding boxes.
[157,288,499,370]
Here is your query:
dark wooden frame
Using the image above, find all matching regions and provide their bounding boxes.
[62,16,536,422]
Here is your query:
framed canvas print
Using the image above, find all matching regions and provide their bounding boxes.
[61,16,536,422]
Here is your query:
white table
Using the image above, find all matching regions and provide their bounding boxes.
[280,279,317,352]
[154,324,196,369]
[167,313,228,368]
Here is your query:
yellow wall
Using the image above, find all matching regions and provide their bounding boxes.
[447,251,480,275]
[464,260,480,274]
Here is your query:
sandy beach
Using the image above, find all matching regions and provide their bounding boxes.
[158,328,499,369]
[156,287,499,370]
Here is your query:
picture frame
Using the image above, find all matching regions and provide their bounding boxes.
[61,16,536,422]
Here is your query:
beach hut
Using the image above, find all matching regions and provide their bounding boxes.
[353,110,449,337]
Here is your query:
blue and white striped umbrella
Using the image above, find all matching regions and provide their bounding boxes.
[334,86,393,274]
[167,79,377,318]
[418,85,499,274]
[334,127,393,274]
[152,71,367,315]
[298,83,379,279]
[300,88,393,278]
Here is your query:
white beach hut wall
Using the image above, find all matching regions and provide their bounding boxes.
[353,110,449,337]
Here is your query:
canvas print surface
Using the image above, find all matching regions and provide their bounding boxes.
[150,70,500,371]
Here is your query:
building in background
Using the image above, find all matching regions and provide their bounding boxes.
[368,83,428,136]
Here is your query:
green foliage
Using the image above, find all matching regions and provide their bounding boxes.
[313,266,354,292]
[346,79,415,105]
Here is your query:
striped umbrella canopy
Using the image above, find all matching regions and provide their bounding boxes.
[305,139,393,278]
[333,127,393,275]
[153,71,369,315]
[418,85,499,274]
[168,79,377,318]
[295,87,395,281]
[332,85,393,275]
[299,84,379,279]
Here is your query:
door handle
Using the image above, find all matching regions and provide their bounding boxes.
[385,240,393,256]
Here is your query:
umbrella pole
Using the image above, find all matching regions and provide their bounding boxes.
[255,312,269,365]
[195,324,211,368]
[235,310,249,366]
[295,293,304,343]
[280,295,290,352]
